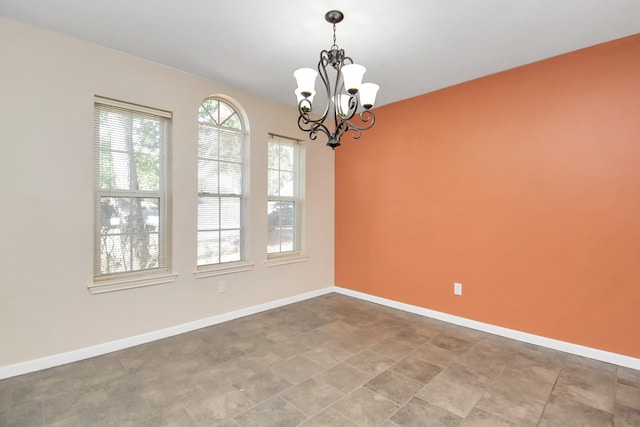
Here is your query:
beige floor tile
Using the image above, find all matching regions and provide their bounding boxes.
[492,365,555,402]
[271,355,324,385]
[552,374,615,414]
[615,404,640,427]
[460,408,515,426]
[476,385,546,426]
[299,407,359,427]
[234,396,306,427]
[314,362,372,394]
[346,349,396,376]
[369,337,416,360]
[538,394,613,427]
[561,355,617,387]
[364,370,423,405]
[616,382,640,411]
[391,396,462,426]
[303,344,351,369]
[392,327,433,347]
[435,363,494,394]
[456,341,513,377]
[232,371,292,405]
[391,354,443,384]
[417,375,485,418]
[411,341,458,367]
[331,387,399,427]
[281,378,344,417]
[508,352,563,384]
[183,383,252,424]
[430,333,476,355]
[618,366,640,388]
[0,400,44,427]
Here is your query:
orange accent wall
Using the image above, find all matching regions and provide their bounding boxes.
[335,34,640,358]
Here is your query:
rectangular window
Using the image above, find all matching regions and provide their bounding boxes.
[268,134,303,256]
[93,97,170,279]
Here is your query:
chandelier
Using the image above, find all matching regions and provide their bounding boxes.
[294,10,379,149]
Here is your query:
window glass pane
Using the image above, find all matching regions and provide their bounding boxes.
[198,126,219,158]
[223,113,241,130]
[98,196,160,274]
[279,144,294,171]
[219,162,242,194]
[268,169,279,196]
[219,103,235,126]
[199,100,219,125]
[220,230,241,262]
[219,131,242,162]
[198,159,218,193]
[135,152,159,191]
[268,143,280,169]
[268,201,295,227]
[268,201,296,254]
[197,231,220,265]
[197,197,220,230]
[221,197,240,229]
[98,148,131,191]
[279,171,294,197]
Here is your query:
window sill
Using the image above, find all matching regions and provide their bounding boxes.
[88,272,178,294]
[193,261,255,279]
[265,254,308,267]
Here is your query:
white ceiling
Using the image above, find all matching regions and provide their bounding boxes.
[2,1,639,107]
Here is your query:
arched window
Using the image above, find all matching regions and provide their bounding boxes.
[197,98,247,266]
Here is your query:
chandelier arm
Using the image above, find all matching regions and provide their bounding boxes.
[342,110,376,140]
[297,112,331,142]
[310,122,331,140]
[316,51,332,123]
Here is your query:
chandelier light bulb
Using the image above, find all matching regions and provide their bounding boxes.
[359,83,380,109]
[293,68,318,97]
[341,64,366,94]
[295,88,316,103]
[333,94,351,116]
[295,89,315,112]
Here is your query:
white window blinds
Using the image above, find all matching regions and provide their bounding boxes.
[268,134,303,255]
[197,98,246,266]
[93,97,170,278]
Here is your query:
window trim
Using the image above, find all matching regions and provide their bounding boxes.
[195,96,250,272]
[266,133,305,260]
[90,96,173,292]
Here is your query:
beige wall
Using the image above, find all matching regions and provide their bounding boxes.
[0,17,334,369]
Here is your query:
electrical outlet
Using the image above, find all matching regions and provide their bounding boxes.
[218,281,226,293]
[454,282,463,296]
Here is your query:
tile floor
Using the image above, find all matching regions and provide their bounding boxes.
[1,293,639,426]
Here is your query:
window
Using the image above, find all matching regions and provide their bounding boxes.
[197,98,246,267]
[93,97,170,280]
[268,134,303,255]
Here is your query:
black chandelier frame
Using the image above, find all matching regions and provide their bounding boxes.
[296,10,376,150]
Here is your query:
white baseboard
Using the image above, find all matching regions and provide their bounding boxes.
[334,286,640,371]
[0,287,334,380]
[3,285,638,380]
